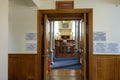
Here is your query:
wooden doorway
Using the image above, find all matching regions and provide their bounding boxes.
[37,9,93,80]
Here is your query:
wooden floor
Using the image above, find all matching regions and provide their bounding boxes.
[49,69,83,80]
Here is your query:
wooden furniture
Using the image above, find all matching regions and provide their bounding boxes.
[55,40,75,57]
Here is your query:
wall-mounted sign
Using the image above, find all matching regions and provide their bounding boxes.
[94,42,106,53]
[106,43,119,53]
[25,43,37,51]
[56,1,74,9]
[25,33,37,40]
[94,32,106,41]
[93,31,120,54]
[94,42,119,53]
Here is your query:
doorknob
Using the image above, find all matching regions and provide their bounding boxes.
[46,49,49,53]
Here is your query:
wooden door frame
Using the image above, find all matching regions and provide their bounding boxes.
[37,9,93,80]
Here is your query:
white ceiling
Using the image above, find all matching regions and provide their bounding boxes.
[9,0,36,7]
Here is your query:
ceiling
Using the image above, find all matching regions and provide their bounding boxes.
[9,0,36,7]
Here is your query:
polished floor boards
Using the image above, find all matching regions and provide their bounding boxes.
[49,69,83,80]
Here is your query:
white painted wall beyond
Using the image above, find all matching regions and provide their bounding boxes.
[9,0,120,54]
[74,0,120,54]
[9,0,37,53]
[0,0,8,80]
[38,0,120,54]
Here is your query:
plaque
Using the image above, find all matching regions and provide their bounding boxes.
[56,1,74,9]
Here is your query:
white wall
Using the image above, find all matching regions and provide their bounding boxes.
[0,0,8,80]
[9,0,120,54]
[9,0,37,53]
[39,0,55,9]
[32,0,40,8]
[38,0,120,54]
[74,0,120,54]
[39,0,74,9]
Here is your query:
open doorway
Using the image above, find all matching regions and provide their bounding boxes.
[37,9,93,80]
[50,20,82,70]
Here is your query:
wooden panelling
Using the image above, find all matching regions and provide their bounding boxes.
[8,54,38,80]
[116,56,120,80]
[96,56,115,80]
[92,55,120,80]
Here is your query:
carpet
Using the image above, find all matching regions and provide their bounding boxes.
[50,58,81,69]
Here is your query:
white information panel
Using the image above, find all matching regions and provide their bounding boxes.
[25,33,37,40]
[93,32,120,54]
[25,43,37,51]
[94,42,119,53]
[94,42,106,53]
[94,32,106,41]
[25,33,37,52]
[106,43,119,53]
